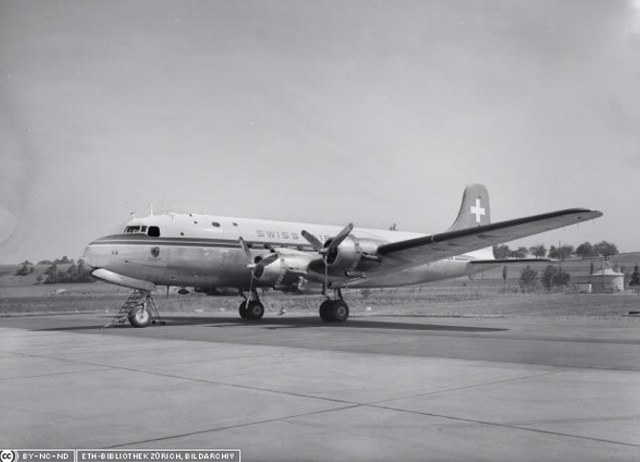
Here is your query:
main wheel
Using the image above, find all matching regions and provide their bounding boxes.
[128,305,152,328]
[238,301,249,319]
[319,299,332,322]
[245,300,265,320]
[329,300,349,322]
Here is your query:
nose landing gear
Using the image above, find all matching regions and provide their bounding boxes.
[104,289,164,328]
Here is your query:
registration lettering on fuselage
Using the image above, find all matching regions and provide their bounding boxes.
[256,230,334,242]
[256,230,299,240]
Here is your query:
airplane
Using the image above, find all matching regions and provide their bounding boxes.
[83,184,602,327]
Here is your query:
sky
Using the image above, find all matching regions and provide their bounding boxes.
[1,0,639,264]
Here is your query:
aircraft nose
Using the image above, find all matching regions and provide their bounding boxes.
[83,244,97,269]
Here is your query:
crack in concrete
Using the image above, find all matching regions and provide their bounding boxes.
[368,369,565,404]
[104,404,362,449]
[4,342,639,451]
[368,403,640,449]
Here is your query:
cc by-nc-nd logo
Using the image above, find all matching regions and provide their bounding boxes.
[0,450,16,462]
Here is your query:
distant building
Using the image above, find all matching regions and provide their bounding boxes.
[579,268,625,293]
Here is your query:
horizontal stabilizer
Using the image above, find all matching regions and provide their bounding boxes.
[469,258,553,265]
[91,268,157,291]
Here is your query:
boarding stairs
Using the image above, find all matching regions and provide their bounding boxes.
[103,289,163,328]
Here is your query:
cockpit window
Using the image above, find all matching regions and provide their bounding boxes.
[148,226,160,237]
[124,225,151,234]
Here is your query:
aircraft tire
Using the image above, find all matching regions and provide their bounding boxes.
[238,301,249,319]
[319,300,332,322]
[245,301,264,320]
[320,300,349,322]
[128,306,152,328]
[329,300,349,322]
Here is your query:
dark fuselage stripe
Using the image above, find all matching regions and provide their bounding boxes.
[91,241,236,248]
[90,239,316,251]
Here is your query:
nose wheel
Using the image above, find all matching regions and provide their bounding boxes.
[128,305,152,327]
[103,289,164,329]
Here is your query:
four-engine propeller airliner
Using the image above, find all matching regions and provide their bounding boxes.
[83,184,602,327]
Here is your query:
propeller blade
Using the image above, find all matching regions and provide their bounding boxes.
[254,253,279,278]
[302,223,354,297]
[238,237,253,263]
[301,230,325,252]
[255,253,278,270]
[327,223,354,252]
[323,253,328,296]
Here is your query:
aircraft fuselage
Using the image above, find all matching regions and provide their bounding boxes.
[84,212,490,291]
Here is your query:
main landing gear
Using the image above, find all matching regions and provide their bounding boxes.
[238,288,265,320]
[319,289,350,323]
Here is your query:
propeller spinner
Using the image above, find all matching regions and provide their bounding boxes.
[238,237,279,283]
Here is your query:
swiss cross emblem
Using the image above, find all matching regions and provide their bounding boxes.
[470,198,485,223]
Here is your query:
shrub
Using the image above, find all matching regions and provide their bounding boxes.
[541,265,571,292]
[15,262,34,276]
[630,264,640,286]
[519,266,539,293]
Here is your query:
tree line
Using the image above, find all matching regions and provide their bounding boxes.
[14,257,94,284]
[493,241,619,261]
[518,265,572,292]
[518,262,640,293]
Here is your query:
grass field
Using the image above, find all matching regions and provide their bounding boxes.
[1,279,640,320]
[2,259,640,320]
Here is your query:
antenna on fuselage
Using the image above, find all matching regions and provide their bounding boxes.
[149,203,154,216]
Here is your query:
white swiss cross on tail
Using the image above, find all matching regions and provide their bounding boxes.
[448,184,490,231]
[470,198,485,224]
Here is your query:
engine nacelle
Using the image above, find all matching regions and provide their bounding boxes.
[253,249,314,289]
[325,237,382,273]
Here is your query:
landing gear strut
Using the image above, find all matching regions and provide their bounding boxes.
[103,289,164,328]
[239,288,265,320]
[319,288,350,323]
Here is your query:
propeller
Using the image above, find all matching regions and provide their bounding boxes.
[301,223,354,295]
[238,237,279,294]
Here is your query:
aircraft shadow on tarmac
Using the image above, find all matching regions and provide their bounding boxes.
[34,315,507,333]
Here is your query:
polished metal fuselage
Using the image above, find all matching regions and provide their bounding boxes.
[84,213,493,290]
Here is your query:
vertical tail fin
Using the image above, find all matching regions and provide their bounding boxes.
[448,184,491,231]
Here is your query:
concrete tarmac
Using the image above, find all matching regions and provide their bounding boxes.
[1,312,640,461]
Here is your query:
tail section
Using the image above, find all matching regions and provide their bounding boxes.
[448,184,491,231]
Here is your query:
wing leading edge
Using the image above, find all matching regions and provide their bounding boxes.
[376,208,602,267]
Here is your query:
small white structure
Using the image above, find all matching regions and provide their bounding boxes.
[590,268,624,293]
[575,282,592,293]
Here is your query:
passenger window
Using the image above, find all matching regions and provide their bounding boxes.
[148,226,161,237]
[212,222,220,227]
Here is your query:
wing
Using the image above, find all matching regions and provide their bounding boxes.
[376,208,602,269]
